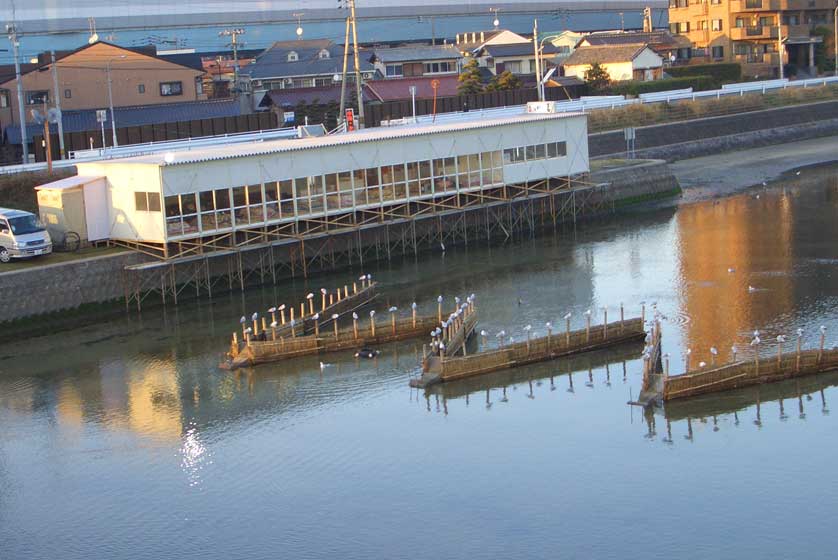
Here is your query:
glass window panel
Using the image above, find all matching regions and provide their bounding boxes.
[492,168,503,184]
[419,160,431,178]
[556,142,567,156]
[235,207,250,225]
[183,214,199,234]
[482,169,493,186]
[547,142,558,158]
[294,178,309,198]
[325,173,338,192]
[491,151,502,167]
[309,176,324,197]
[339,186,354,209]
[444,157,455,171]
[367,186,381,204]
[233,186,246,207]
[166,217,183,236]
[338,172,353,191]
[354,187,368,206]
[468,154,480,171]
[432,158,445,176]
[181,193,197,215]
[326,193,340,210]
[247,184,262,205]
[215,188,230,209]
[457,155,470,174]
[393,164,406,183]
[420,179,432,195]
[199,191,214,212]
[394,183,407,200]
[380,165,394,185]
[280,199,294,217]
[148,192,161,212]
[535,144,546,159]
[525,145,537,160]
[201,212,217,232]
[264,182,279,202]
[434,176,451,193]
[296,198,310,215]
[309,193,325,214]
[135,192,148,211]
[165,195,180,217]
[468,172,481,188]
[217,208,233,229]
[503,149,514,164]
[407,162,419,181]
[279,180,293,200]
[408,180,421,198]
[481,152,493,169]
[365,168,380,187]
[381,184,395,202]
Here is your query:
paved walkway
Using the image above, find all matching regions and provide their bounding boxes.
[671,135,838,204]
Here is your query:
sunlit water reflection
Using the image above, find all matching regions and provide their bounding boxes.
[2,166,838,559]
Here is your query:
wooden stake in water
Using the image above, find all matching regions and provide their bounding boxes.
[300,302,305,319]
[333,314,340,339]
[279,305,286,325]
[546,322,552,352]
[437,296,443,323]
[269,307,277,326]
[321,289,327,312]
[290,319,297,338]
[525,325,532,354]
[352,313,359,339]
[261,317,267,334]
[796,328,803,372]
[685,348,691,372]
[240,316,247,337]
[290,307,295,323]
[412,302,417,328]
[344,285,349,299]
[602,307,608,339]
[313,314,320,337]
[776,335,786,367]
[620,303,624,332]
[389,306,398,334]
[641,303,646,325]
[565,312,571,346]
[369,310,376,337]
[353,282,358,294]
[307,293,315,315]
[252,313,259,337]
[819,326,826,365]
[585,309,592,342]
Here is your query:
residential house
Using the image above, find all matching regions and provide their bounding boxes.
[562,44,664,82]
[0,41,206,132]
[578,30,692,65]
[474,42,564,77]
[668,0,835,77]
[541,30,586,63]
[158,48,262,98]
[370,45,461,78]
[454,29,531,53]
[243,39,377,107]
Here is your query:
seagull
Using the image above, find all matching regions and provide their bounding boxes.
[762,181,767,186]
[319,362,333,371]
[748,285,757,293]
[727,267,735,273]
[440,242,446,252]
[795,170,801,176]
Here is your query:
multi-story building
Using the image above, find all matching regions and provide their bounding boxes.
[370,45,461,79]
[668,0,836,77]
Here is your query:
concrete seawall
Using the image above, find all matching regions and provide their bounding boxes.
[0,160,680,324]
[590,100,838,160]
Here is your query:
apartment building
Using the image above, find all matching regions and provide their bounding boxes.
[669,0,836,77]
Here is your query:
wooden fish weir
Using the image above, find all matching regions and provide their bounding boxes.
[260,275,378,340]
[663,347,838,401]
[633,318,664,406]
[416,297,481,380]
[411,316,646,388]
[221,295,479,370]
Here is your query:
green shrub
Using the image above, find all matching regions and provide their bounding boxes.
[668,63,742,83]
[606,76,717,97]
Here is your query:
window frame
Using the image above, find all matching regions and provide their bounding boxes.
[159,81,184,97]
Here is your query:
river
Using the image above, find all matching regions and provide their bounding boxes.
[1,163,838,559]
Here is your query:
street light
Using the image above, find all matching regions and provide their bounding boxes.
[536,34,563,101]
[106,55,126,148]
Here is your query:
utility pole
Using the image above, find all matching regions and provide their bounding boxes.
[105,55,125,148]
[338,15,351,126]
[777,16,784,80]
[348,0,365,129]
[533,19,543,101]
[7,24,28,163]
[50,50,65,159]
[219,28,245,95]
[833,6,837,77]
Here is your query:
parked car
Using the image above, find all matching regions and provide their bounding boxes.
[0,208,52,263]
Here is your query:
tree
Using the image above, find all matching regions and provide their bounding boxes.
[458,58,484,95]
[486,70,523,91]
[584,62,611,93]
[812,26,835,74]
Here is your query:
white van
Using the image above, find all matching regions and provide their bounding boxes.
[0,207,52,263]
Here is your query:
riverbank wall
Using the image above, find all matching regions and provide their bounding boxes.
[0,160,680,325]
[590,100,838,161]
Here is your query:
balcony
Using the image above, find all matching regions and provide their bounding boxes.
[730,25,778,39]
[730,0,781,12]
[734,52,780,65]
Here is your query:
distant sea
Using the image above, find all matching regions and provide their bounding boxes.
[1,7,668,64]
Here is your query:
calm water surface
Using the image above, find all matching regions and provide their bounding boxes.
[2,167,838,559]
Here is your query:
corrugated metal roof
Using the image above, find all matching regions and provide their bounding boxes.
[243,40,375,80]
[96,110,584,167]
[365,75,460,101]
[5,99,244,144]
[34,175,104,191]
[372,45,462,63]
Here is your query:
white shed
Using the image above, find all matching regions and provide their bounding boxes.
[35,175,109,243]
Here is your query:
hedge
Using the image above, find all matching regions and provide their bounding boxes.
[606,75,717,96]
[667,63,742,83]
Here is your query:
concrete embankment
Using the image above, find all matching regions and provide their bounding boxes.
[590,99,838,161]
[0,160,680,325]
